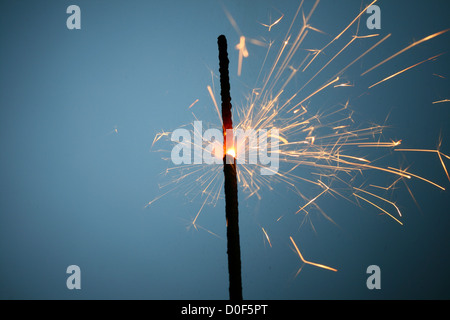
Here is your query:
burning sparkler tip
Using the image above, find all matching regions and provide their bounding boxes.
[226,148,236,158]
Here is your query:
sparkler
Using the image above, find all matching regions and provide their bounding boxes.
[149,1,449,298]
[218,34,243,301]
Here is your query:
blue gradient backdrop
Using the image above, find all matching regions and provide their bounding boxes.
[0,0,449,299]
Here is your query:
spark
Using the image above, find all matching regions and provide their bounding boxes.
[432,73,446,79]
[290,236,337,272]
[329,33,392,81]
[369,53,445,89]
[295,182,329,215]
[258,13,284,32]
[432,99,450,105]
[353,193,403,226]
[334,82,354,88]
[333,0,378,42]
[261,227,272,247]
[151,131,171,148]
[369,177,402,191]
[188,99,199,109]
[192,223,224,240]
[106,125,119,136]
[287,77,340,113]
[361,28,450,76]
[353,187,402,217]
[222,4,243,36]
[235,36,249,76]
[145,184,181,208]
[303,0,379,72]
[207,85,222,123]
[191,196,209,229]
[357,140,402,148]
[395,148,450,182]
[387,167,446,191]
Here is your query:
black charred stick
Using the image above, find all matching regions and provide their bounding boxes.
[217,34,243,301]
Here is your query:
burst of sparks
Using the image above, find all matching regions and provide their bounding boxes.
[150,1,449,276]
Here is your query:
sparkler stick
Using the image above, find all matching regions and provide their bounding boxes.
[218,34,243,301]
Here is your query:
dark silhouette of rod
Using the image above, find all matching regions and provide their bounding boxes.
[218,34,243,301]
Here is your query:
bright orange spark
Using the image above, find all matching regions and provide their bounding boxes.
[295,183,329,214]
[207,85,222,123]
[353,193,403,225]
[433,73,446,79]
[334,82,354,88]
[334,0,378,42]
[362,28,450,76]
[369,53,445,89]
[438,152,450,182]
[354,187,402,217]
[290,236,337,272]
[261,227,272,247]
[222,5,243,36]
[188,99,199,109]
[432,99,450,104]
[303,0,378,72]
[288,77,340,113]
[369,177,402,191]
[330,34,391,81]
[236,36,249,76]
[151,131,171,148]
[388,167,446,191]
[395,149,450,158]
[395,148,450,182]
[259,14,284,32]
[356,140,402,148]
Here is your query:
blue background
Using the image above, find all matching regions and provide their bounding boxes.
[0,0,449,299]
